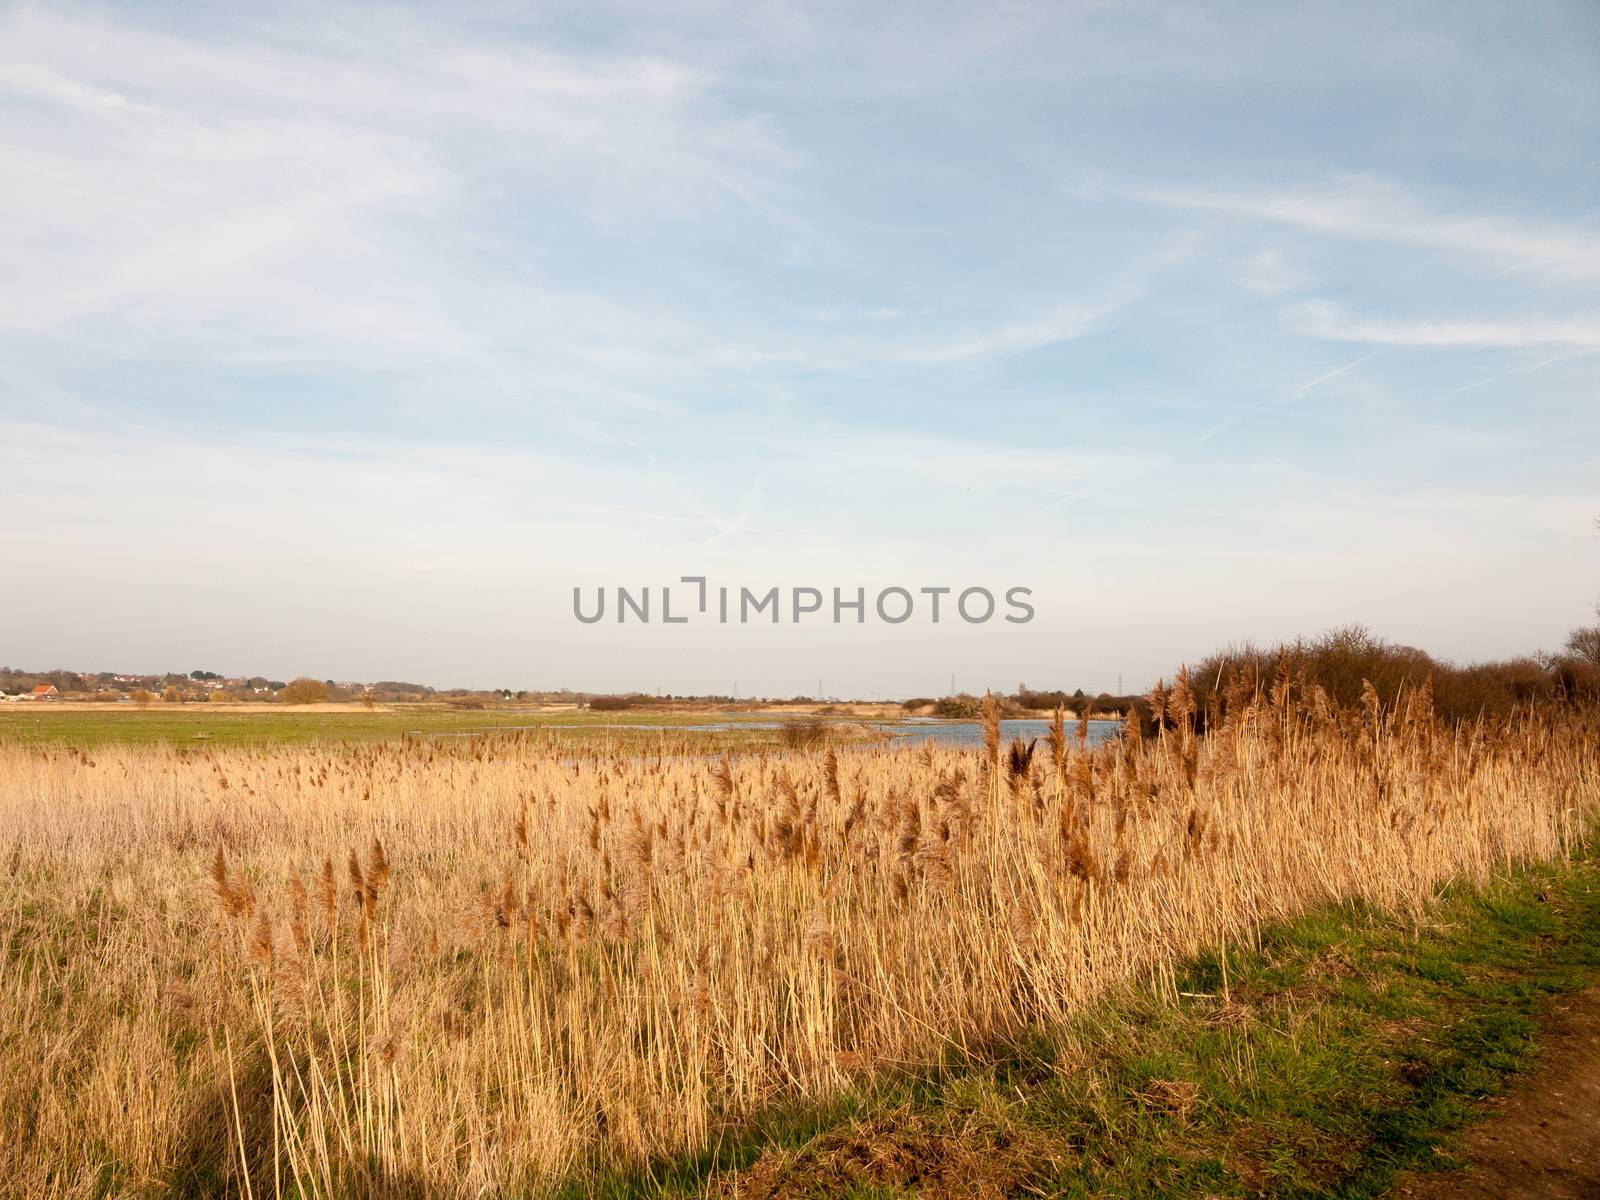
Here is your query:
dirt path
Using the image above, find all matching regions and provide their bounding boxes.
[1392,985,1600,1199]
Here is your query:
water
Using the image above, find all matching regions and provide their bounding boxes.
[420,717,1125,749]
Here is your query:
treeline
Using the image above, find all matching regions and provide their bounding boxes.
[0,668,91,695]
[903,690,1143,719]
[585,693,738,711]
[902,612,1600,728]
[1164,620,1600,728]
[0,668,441,704]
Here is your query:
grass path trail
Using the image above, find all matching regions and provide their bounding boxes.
[1393,985,1600,1200]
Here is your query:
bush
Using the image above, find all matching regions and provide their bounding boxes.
[1433,658,1558,716]
[589,696,633,712]
[281,678,330,705]
[1015,688,1071,710]
[780,718,826,748]
[1184,623,1596,725]
[1555,659,1600,704]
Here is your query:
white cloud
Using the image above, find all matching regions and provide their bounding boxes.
[0,62,155,113]
[1134,175,1600,284]
[883,295,1133,363]
[815,432,1152,488]
[0,6,800,367]
[1229,248,1312,296]
[1440,349,1599,396]
[1289,349,1382,397]
[3,1,1595,692]
[805,306,909,323]
[1291,301,1600,349]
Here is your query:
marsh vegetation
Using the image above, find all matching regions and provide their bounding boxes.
[3,664,1597,1196]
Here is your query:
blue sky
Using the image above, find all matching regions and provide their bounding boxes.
[2,0,1597,695]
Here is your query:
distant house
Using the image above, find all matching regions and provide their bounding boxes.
[31,684,59,700]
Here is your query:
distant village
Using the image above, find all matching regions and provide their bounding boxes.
[0,667,575,706]
[0,664,1140,717]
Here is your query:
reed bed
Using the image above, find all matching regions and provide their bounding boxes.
[1,681,1596,1197]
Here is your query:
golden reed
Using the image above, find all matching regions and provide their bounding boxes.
[1,686,1595,1196]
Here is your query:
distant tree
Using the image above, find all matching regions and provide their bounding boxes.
[209,690,228,703]
[933,694,981,719]
[1565,606,1600,667]
[132,689,154,707]
[162,685,182,703]
[360,692,377,710]
[281,678,330,705]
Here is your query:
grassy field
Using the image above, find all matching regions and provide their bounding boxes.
[0,703,875,751]
[2,687,1596,1197]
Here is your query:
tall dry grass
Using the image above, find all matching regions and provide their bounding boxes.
[1,682,1596,1197]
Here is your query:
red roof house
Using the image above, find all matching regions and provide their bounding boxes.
[30,684,59,700]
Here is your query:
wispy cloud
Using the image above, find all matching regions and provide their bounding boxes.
[3,0,1597,691]
[826,432,1152,488]
[1291,301,1600,349]
[0,62,156,113]
[1191,349,1383,445]
[0,6,801,369]
[883,293,1136,364]
[1229,248,1312,296]
[1290,349,1383,398]
[1439,349,1599,396]
[805,306,909,324]
[1132,175,1600,284]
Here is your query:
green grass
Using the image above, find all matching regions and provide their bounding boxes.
[0,705,876,751]
[569,851,1600,1199]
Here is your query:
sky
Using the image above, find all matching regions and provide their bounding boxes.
[2,0,1597,697]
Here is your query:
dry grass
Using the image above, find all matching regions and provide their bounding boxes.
[1,684,1596,1197]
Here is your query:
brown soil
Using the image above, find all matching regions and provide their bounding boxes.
[1393,985,1600,1200]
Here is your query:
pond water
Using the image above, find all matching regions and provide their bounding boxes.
[428,717,1126,749]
